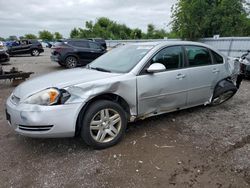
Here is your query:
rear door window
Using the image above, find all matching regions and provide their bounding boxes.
[185,46,212,67]
[89,42,101,50]
[211,51,224,64]
[70,41,89,48]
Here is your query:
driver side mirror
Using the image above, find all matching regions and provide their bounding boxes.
[147,63,166,73]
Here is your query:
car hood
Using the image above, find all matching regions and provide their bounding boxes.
[13,68,121,99]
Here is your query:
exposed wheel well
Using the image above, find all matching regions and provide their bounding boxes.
[75,93,131,136]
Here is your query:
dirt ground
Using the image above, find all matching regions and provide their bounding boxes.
[0,49,250,188]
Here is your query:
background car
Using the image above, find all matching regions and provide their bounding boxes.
[0,50,10,63]
[7,40,44,56]
[50,39,107,68]
[0,42,10,63]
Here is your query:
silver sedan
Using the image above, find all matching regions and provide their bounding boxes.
[5,41,238,149]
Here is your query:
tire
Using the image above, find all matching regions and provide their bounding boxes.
[80,100,127,149]
[31,49,40,56]
[65,56,78,69]
[211,80,237,106]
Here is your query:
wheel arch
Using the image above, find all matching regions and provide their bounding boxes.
[213,77,237,99]
[75,93,131,136]
[65,54,79,62]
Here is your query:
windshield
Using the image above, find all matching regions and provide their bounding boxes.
[89,45,154,73]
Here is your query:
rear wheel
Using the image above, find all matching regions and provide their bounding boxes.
[65,56,78,69]
[80,100,127,149]
[31,49,40,56]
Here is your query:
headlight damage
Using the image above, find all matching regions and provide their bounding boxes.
[24,88,71,106]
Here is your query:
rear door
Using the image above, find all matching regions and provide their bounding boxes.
[184,45,221,106]
[137,46,189,116]
[88,42,105,59]
[69,41,91,63]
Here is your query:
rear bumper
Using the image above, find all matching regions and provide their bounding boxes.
[39,49,44,53]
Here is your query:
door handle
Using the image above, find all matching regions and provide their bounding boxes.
[176,73,186,79]
[212,68,220,73]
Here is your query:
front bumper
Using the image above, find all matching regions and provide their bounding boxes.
[5,97,83,138]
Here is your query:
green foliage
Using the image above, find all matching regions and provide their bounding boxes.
[70,17,168,40]
[171,0,250,40]
[54,32,63,40]
[38,30,54,41]
[7,36,18,41]
[0,37,5,41]
[70,28,80,38]
[24,34,37,39]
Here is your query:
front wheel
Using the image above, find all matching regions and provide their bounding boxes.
[31,49,40,56]
[80,100,127,149]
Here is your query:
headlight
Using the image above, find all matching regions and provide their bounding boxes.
[24,88,70,106]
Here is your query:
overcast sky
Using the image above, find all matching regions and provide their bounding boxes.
[0,0,177,38]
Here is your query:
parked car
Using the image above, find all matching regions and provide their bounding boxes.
[88,38,107,49]
[6,41,238,149]
[0,50,10,63]
[0,42,10,63]
[51,39,107,68]
[6,40,44,56]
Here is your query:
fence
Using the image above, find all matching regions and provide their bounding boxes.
[106,37,250,57]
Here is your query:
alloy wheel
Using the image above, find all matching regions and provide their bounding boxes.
[90,109,121,143]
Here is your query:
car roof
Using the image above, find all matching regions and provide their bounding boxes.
[129,41,210,47]
[129,41,225,57]
[64,39,90,42]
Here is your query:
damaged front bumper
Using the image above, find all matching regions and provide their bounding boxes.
[5,96,83,138]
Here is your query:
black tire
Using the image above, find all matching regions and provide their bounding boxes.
[80,100,127,149]
[31,49,40,56]
[211,80,237,106]
[65,56,78,69]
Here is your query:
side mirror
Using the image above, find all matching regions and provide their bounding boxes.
[147,63,166,73]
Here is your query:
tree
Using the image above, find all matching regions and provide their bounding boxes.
[54,32,63,40]
[24,34,37,39]
[38,30,54,41]
[171,0,250,40]
[0,37,5,41]
[7,36,18,41]
[70,28,80,38]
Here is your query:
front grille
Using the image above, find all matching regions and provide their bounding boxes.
[18,125,53,132]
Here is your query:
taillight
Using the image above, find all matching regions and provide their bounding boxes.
[53,47,63,52]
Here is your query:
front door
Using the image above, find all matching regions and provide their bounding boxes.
[137,46,189,116]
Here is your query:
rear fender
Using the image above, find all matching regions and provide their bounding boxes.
[213,78,237,99]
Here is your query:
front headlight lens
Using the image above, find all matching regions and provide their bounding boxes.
[24,88,61,105]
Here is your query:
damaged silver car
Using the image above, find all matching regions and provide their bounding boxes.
[5,41,238,149]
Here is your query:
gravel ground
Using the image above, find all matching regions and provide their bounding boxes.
[0,49,250,188]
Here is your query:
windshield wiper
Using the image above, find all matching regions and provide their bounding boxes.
[89,67,111,73]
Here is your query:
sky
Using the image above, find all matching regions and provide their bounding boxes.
[0,0,177,38]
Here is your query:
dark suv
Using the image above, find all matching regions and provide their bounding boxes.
[51,39,106,68]
[7,40,44,56]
